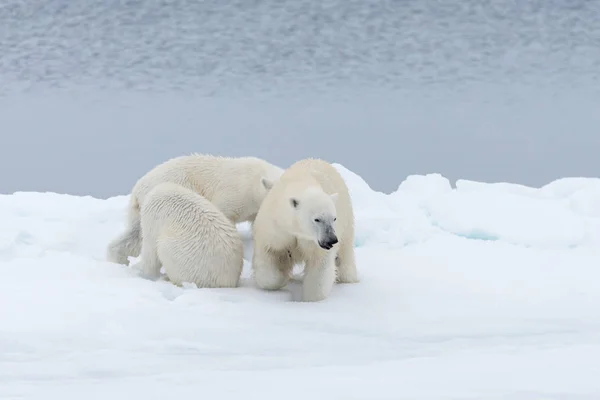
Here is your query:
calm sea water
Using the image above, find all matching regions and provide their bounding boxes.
[1,0,599,197]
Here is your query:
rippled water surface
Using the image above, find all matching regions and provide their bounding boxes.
[1,0,599,196]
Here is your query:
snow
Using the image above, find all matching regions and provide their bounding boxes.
[2,167,600,399]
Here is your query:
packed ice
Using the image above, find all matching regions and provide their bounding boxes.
[1,166,600,399]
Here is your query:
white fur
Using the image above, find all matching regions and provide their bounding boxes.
[107,153,283,265]
[251,158,358,302]
[132,182,244,288]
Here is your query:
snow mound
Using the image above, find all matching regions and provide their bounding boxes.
[1,166,600,399]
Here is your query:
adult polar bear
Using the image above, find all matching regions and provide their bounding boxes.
[251,158,359,302]
[134,182,244,287]
[107,153,283,265]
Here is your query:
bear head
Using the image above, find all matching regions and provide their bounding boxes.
[288,187,339,250]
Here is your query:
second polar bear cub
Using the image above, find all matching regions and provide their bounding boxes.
[252,158,358,302]
[134,182,244,288]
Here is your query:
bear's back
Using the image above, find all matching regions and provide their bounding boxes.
[142,182,237,239]
[132,154,223,205]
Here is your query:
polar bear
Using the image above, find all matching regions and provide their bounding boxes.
[107,153,283,265]
[132,182,244,288]
[251,158,358,302]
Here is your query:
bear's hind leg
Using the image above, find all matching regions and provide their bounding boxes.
[106,200,143,265]
[253,248,292,291]
[133,241,163,281]
[302,251,337,302]
[335,240,359,284]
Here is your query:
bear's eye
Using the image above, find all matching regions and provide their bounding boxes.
[314,218,321,223]
[333,218,337,221]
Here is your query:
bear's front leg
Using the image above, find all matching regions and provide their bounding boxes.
[335,240,359,284]
[252,247,293,291]
[302,250,337,302]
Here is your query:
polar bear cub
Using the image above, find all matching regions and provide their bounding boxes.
[107,153,283,265]
[251,158,358,302]
[132,182,244,288]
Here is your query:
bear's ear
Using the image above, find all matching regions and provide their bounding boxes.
[330,192,339,203]
[290,198,299,208]
[261,177,274,190]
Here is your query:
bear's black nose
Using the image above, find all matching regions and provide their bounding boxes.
[319,236,338,250]
[319,241,332,250]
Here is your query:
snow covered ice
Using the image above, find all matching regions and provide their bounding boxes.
[2,0,600,398]
[1,166,600,399]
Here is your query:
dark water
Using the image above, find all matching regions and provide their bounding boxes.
[1,0,599,197]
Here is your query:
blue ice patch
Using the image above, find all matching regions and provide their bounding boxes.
[452,229,499,242]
